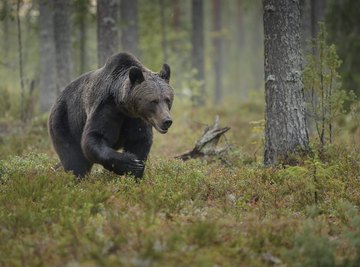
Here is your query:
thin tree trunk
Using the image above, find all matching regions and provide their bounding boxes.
[39,0,57,112]
[212,0,223,105]
[159,0,168,63]
[263,0,309,165]
[97,0,119,67]
[79,9,87,73]
[2,0,10,64]
[311,0,325,54]
[191,0,205,105]
[53,0,73,93]
[251,3,263,91]
[121,0,139,56]
[16,0,25,122]
[172,0,180,33]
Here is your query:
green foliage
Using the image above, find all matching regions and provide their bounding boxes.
[1,137,359,266]
[0,86,11,118]
[326,0,360,98]
[304,23,356,149]
[0,95,359,266]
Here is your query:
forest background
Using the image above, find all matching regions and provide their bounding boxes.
[1,0,360,266]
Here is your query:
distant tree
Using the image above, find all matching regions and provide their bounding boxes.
[191,0,205,105]
[16,0,25,121]
[39,0,56,112]
[97,0,119,67]
[1,0,10,64]
[212,0,223,105]
[327,0,360,97]
[311,0,325,45]
[74,0,90,74]
[172,0,180,33]
[121,0,139,56]
[159,0,168,63]
[53,0,73,93]
[251,2,263,91]
[263,0,309,165]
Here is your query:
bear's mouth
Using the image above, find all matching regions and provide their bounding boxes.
[146,118,168,134]
[153,123,168,134]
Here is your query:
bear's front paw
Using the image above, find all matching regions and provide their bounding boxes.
[127,159,145,178]
[110,155,145,178]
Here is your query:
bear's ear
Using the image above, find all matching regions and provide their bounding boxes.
[159,64,171,83]
[129,66,145,85]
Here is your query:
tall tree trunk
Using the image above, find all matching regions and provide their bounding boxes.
[39,0,57,112]
[263,0,309,165]
[97,0,119,67]
[212,0,223,105]
[77,0,88,74]
[172,0,180,33]
[16,0,25,122]
[2,0,10,64]
[251,2,263,91]
[311,0,325,43]
[159,0,168,63]
[121,0,139,56]
[191,0,205,105]
[53,0,73,93]
[79,14,87,74]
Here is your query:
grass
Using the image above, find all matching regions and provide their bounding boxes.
[0,98,360,266]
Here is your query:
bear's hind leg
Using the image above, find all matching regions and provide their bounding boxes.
[59,145,92,178]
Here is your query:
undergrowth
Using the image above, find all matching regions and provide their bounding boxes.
[0,99,360,266]
[0,146,359,266]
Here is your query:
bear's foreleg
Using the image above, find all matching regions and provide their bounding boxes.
[81,132,145,178]
[122,118,153,162]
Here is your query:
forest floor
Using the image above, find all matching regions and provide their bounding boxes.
[1,98,360,267]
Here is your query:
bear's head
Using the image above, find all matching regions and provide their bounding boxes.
[126,64,174,134]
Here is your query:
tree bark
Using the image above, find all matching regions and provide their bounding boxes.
[263,0,309,165]
[311,0,325,43]
[39,0,57,112]
[191,0,205,105]
[310,0,325,56]
[120,0,139,56]
[16,0,25,122]
[97,0,119,67]
[212,0,223,105]
[2,0,10,64]
[159,0,168,63]
[76,0,88,74]
[53,0,73,93]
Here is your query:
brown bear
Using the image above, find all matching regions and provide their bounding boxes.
[48,52,174,178]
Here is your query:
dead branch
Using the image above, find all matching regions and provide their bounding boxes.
[176,115,230,161]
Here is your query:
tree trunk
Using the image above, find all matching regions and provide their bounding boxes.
[311,0,325,43]
[97,0,119,67]
[263,0,309,165]
[251,3,264,91]
[191,0,205,105]
[159,0,168,63]
[212,0,223,105]
[79,14,87,74]
[77,0,88,74]
[2,0,10,64]
[120,0,139,56]
[53,0,73,93]
[39,0,57,112]
[16,0,25,122]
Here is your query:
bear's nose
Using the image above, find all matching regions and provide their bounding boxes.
[162,118,173,129]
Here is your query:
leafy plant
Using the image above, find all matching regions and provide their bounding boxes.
[304,23,356,150]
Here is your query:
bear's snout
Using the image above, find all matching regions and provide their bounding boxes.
[162,118,173,130]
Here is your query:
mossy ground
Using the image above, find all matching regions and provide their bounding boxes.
[1,99,360,267]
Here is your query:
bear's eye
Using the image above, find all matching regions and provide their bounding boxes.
[165,98,171,107]
[151,100,159,105]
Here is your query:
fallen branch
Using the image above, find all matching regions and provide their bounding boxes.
[176,115,230,161]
